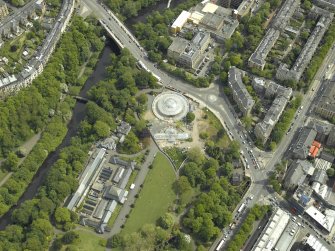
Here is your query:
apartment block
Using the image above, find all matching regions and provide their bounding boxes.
[248,28,280,70]
[276,12,334,81]
[228,67,255,116]
[314,79,335,121]
[167,31,210,69]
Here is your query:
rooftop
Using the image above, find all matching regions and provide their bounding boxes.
[293,127,317,159]
[315,79,335,117]
[272,0,300,30]
[274,220,299,251]
[171,10,191,29]
[305,206,335,232]
[249,28,280,69]
[284,159,314,188]
[252,208,290,251]
[200,12,224,31]
[305,234,329,251]
[228,67,255,112]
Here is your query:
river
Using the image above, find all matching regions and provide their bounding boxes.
[0,39,120,229]
[0,0,187,230]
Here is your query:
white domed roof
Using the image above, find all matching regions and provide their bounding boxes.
[152,91,189,121]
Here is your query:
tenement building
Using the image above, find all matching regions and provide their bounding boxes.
[276,11,334,81]
[248,28,280,70]
[314,78,335,121]
[252,77,292,143]
[228,67,255,116]
[248,0,299,70]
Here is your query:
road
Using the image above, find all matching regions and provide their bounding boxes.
[80,0,335,249]
[0,0,38,30]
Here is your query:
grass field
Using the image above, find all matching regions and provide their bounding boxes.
[122,152,176,234]
[61,230,106,251]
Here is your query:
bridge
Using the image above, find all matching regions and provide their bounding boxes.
[73,96,89,103]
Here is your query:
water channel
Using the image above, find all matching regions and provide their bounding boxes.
[0,0,186,229]
[0,39,120,229]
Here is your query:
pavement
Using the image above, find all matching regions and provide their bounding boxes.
[79,0,335,249]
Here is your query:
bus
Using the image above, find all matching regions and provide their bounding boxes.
[237,202,246,214]
[137,60,149,72]
[216,239,225,251]
[151,72,161,82]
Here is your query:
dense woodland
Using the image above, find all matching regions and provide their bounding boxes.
[88,49,159,154]
[0,22,163,249]
[103,0,161,19]
[0,16,106,250]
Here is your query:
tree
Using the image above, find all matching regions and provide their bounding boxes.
[31,218,53,237]
[327,168,335,177]
[302,0,312,10]
[158,213,175,229]
[221,162,233,177]
[175,176,192,194]
[229,53,243,67]
[54,207,71,225]
[93,120,110,138]
[2,152,19,172]
[269,141,277,151]
[241,116,252,131]
[220,71,228,84]
[108,234,123,248]
[136,93,148,105]
[62,231,79,244]
[118,131,140,154]
[187,147,204,165]
[185,112,195,124]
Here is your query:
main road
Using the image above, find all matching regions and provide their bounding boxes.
[81,0,335,249]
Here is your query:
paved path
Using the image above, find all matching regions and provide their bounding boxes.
[0,132,41,187]
[105,141,159,238]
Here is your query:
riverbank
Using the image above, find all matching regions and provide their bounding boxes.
[0,17,118,230]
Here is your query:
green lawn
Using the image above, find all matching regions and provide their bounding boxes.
[122,153,176,234]
[61,230,106,251]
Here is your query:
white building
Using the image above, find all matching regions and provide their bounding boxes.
[252,208,290,251]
